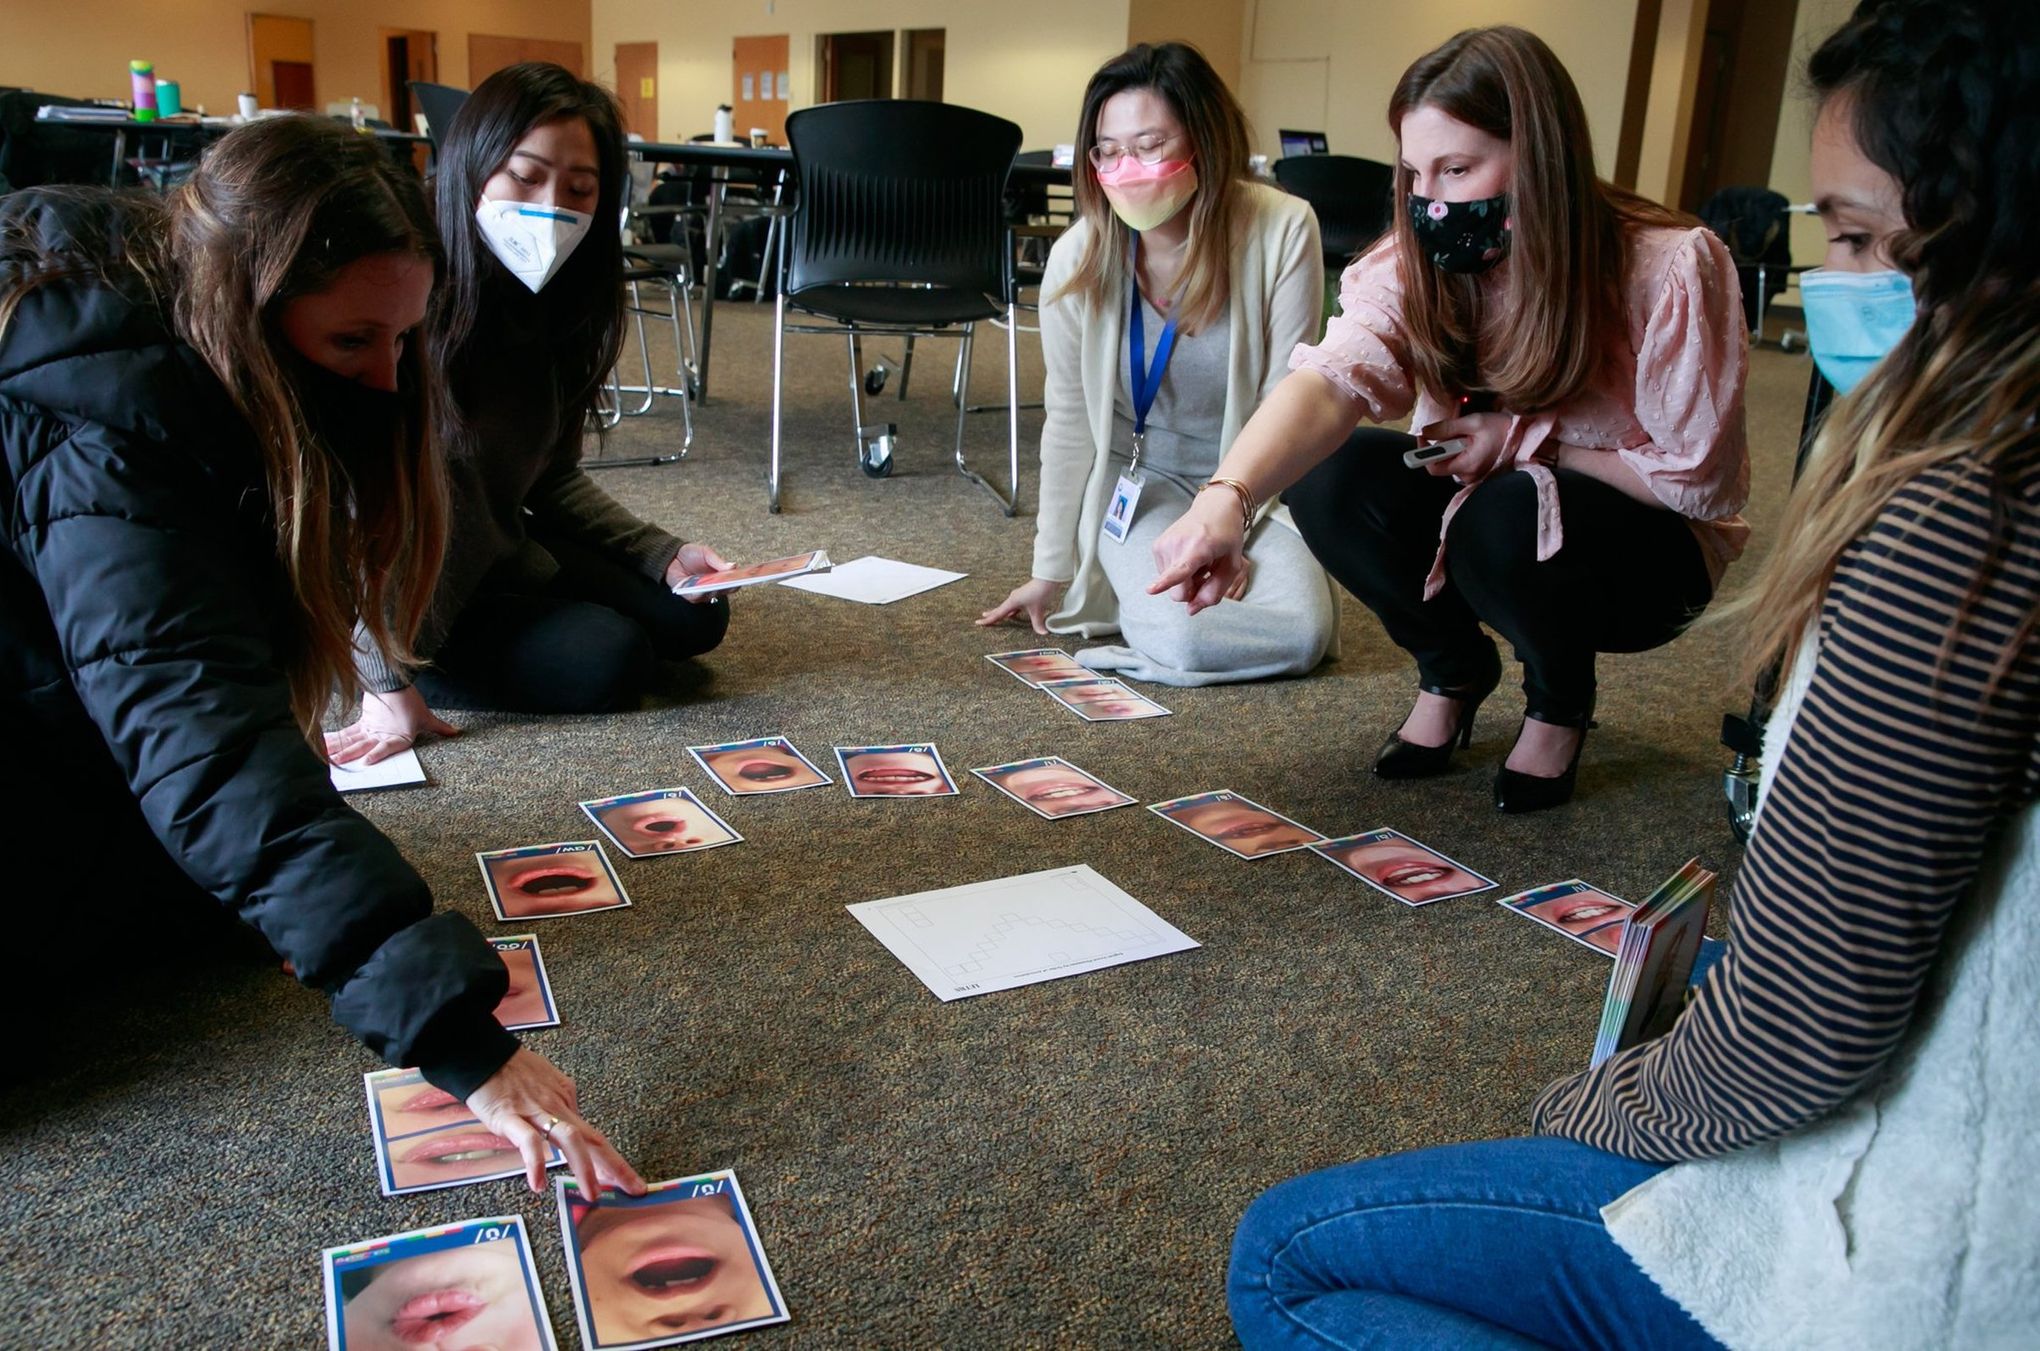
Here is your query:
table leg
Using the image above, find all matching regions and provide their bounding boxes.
[697,170,725,402]
[109,129,127,188]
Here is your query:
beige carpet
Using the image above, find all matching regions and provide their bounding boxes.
[1,293,1814,1346]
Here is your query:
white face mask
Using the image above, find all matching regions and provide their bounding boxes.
[473,197,591,293]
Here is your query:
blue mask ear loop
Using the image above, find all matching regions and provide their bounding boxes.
[1126,232,1181,477]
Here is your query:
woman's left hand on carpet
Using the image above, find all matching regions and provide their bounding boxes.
[325,686,459,767]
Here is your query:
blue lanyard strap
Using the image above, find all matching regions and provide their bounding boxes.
[1128,234,1180,446]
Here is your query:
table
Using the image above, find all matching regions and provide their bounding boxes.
[32,113,431,188]
[629,140,1071,401]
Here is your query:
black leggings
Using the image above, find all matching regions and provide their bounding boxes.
[1287,429,1713,720]
[419,530,730,714]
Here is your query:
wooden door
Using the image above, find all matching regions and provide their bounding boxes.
[731,34,790,145]
[468,34,585,87]
[272,61,315,110]
[614,42,658,140]
[248,13,315,110]
[381,28,436,133]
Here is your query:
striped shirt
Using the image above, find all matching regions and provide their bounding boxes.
[1532,451,2040,1163]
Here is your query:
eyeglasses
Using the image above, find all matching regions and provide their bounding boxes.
[1089,134,1181,171]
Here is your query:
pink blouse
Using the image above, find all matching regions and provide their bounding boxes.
[1291,222,1750,598]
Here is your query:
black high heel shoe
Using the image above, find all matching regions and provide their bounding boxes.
[1492,703,1596,814]
[1373,648,1504,780]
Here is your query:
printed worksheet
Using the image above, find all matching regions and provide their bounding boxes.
[846,864,1198,1001]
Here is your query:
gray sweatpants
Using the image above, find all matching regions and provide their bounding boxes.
[1078,471,1336,687]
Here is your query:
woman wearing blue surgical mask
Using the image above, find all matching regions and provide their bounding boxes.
[976,42,1340,687]
[1150,26,1752,813]
[1231,3,2038,1346]
[328,63,737,765]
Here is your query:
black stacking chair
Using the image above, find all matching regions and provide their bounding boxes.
[1273,153,1397,270]
[408,81,469,152]
[767,100,1022,515]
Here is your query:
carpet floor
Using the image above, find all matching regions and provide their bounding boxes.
[2,296,1814,1347]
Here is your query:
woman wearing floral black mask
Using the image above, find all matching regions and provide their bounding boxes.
[1150,26,1751,813]
[327,63,740,767]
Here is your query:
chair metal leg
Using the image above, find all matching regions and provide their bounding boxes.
[896,335,915,400]
[950,323,974,468]
[846,330,868,449]
[953,312,1019,515]
[768,290,787,512]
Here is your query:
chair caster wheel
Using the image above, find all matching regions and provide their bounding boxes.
[860,447,894,477]
[864,367,888,396]
[858,423,897,478]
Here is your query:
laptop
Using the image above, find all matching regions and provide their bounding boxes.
[1278,129,1329,158]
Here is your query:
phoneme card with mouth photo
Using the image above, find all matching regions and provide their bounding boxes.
[491,934,561,1031]
[1497,879,1637,956]
[984,648,1091,687]
[476,841,632,922]
[970,757,1136,820]
[834,743,961,799]
[363,1067,562,1197]
[580,787,742,860]
[557,1170,790,1349]
[686,736,833,797]
[1040,676,1173,722]
[1148,790,1325,860]
[1310,827,1497,907]
[323,1215,557,1351]
[669,549,831,597]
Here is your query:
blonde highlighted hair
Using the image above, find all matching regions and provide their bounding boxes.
[1056,42,1251,336]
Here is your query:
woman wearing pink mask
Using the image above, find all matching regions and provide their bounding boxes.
[977,43,1339,687]
[1150,27,1750,814]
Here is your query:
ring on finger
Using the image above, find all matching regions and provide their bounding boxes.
[538,1113,561,1140]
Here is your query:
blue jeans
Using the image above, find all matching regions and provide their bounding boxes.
[1228,1136,1722,1350]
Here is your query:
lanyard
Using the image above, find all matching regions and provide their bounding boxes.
[1127,234,1179,473]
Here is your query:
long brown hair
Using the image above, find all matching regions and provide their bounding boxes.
[0,118,448,735]
[1057,42,1251,335]
[1387,26,1685,409]
[1723,0,2039,694]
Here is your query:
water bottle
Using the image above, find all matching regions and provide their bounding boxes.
[350,97,365,131]
[713,104,733,143]
[130,60,157,122]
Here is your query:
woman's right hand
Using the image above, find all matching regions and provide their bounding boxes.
[977,578,1065,634]
[324,686,459,767]
[466,1046,647,1199]
[1148,489,1247,615]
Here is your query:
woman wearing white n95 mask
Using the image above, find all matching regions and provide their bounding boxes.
[976,42,1340,688]
[328,63,740,765]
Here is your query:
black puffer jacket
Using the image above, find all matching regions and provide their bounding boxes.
[0,189,515,1097]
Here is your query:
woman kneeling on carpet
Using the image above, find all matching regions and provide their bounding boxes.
[329,63,736,766]
[1150,26,1750,811]
[0,118,642,1200]
[1229,2,2038,1344]
[977,42,1339,686]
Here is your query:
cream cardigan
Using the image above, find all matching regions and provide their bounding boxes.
[1031,183,1330,638]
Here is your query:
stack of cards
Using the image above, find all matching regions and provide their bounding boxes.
[477,842,632,921]
[1148,791,1323,859]
[363,1068,560,1196]
[669,550,830,597]
[323,1217,555,1350]
[835,744,959,798]
[1311,828,1496,906]
[1497,879,1636,955]
[557,1171,789,1348]
[985,648,1090,687]
[1042,677,1171,722]
[491,935,561,1031]
[688,737,832,795]
[581,788,741,858]
[1592,858,1715,1066]
[971,757,1135,819]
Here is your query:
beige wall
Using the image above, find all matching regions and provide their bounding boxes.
[1632,0,1706,205]
[591,0,1134,148]
[1,1,591,120]
[1128,0,1248,93]
[1235,0,1643,179]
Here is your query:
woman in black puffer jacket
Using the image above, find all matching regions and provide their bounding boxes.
[0,117,640,1199]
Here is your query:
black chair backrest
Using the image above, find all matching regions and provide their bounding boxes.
[1699,186,1791,266]
[408,81,469,150]
[0,90,120,190]
[783,99,1020,300]
[1273,153,1396,262]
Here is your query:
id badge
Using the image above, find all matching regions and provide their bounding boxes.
[1101,471,1145,544]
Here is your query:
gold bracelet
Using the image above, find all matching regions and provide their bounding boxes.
[1203,477,1256,533]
